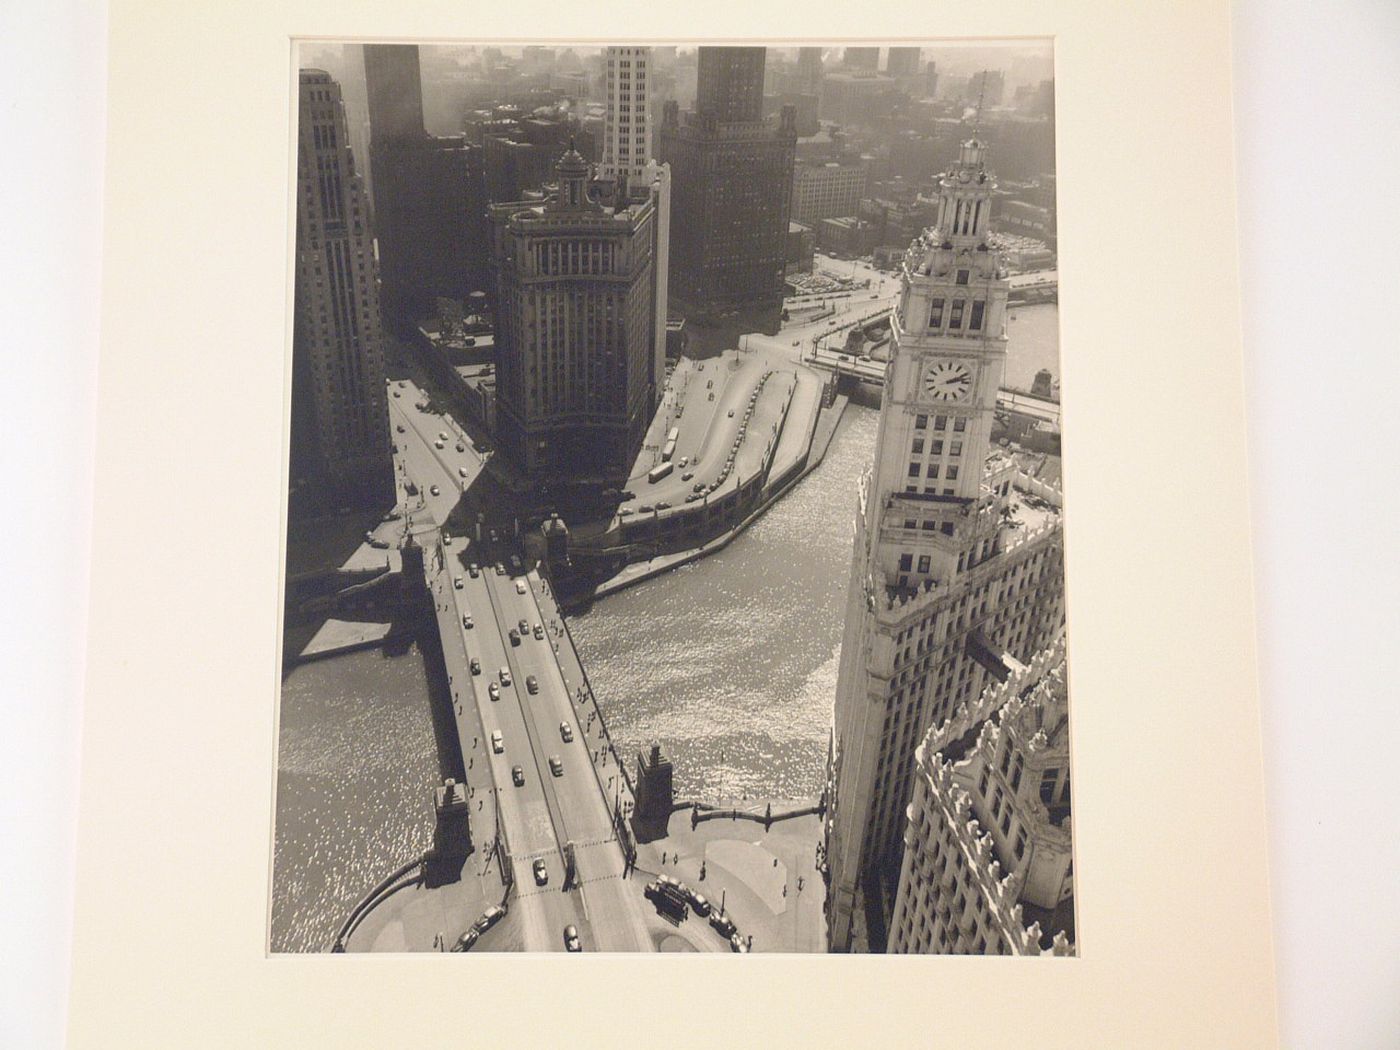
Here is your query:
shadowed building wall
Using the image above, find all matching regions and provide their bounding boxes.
[291,70,394,509]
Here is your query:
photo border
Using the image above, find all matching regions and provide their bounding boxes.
[71,1,1277,1046]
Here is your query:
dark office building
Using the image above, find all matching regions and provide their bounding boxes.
[658,47,797,312]
[291,70,394,510]
[696,46,766,123]
[886,46,922,78]
[364,43,425,143]
[843,46,880,71]
[797,47,824,95]
[481,116,595,204]
[489,150,662,492]
[364,45,489,326]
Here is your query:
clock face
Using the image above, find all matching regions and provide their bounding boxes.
[923,360,973,402]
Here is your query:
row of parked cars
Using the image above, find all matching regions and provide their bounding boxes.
[644,875,749,952]
[703,372,774,498]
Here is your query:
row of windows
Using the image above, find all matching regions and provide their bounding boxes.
[928,297,986,333]
[907,461,962,481]
[915,414,968,433]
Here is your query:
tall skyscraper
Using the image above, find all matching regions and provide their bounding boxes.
[844,46,881,72]
[363,43,425,144]
[823,139,1067,951]
[797,47,825,95]
[659,47,797,312]
[290,70,394,508]
[600,46,653,181]
[600,46,669,424]
[364,44,488,326]
[966,69,1007,108]
[489,149,662,492]
[888,638,1075,956]
[885,46,922,79]
[695,46,766,123]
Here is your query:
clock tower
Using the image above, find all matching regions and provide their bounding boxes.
[824,139,1066,952]
[867,137,1011,587]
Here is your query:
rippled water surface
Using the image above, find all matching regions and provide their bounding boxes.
[271,646,438,953]
[570,405,881,802]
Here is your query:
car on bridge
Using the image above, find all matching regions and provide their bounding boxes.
[518,618,529,635]
[509,628,520,647]
[430,485,440,496]
[515,579,528,595]
[526,675,539,695]
[470,657,481,675]
[462,614,473,630]
[468,563,480,578]
[459,466,469,478]
[499,668,512,687]
[435,439,445,450]
[490,731,504,754]
[452,928,479,952]
[559,721,574,743]
[488,682,499,701]
[532,859,548,886]
[730,933,749,953]
[563,925,581,952]
[548,756,563,777]
[453,576,463,590]
[512,765,525,787]
[533,623,544,640]
[686,889,712,917]
[479,905,506,931]
[709,911,737,938]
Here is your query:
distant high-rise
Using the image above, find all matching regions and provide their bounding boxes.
[480,115,593,204]
[489,150,662,491]
[886,46,922,79]
[600,46,653,180]
[290,70,394,508]
[844,46,880,71]
[797,47,825,95]
[659,47,797,312]
[363,44,425,144]
[823,139,1067,951]
[696,46,766,124]
[790,158,868,225]
[363,45,488,325]
[966,69,1007,108]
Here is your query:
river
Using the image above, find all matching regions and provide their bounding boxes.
[271,646,438,953]
[269,303,1059,950]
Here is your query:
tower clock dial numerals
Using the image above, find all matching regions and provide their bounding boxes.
[923,361,973,402]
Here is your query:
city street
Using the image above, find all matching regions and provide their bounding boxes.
[381,391,655,952]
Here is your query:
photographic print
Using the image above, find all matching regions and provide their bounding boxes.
[273,40,1071,957]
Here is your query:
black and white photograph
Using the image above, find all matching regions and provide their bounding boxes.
[40,1,1400,1045]
[274,40,1071,956]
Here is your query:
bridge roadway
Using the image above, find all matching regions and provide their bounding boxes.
[444,560,654,952]
[389,375,653,952]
